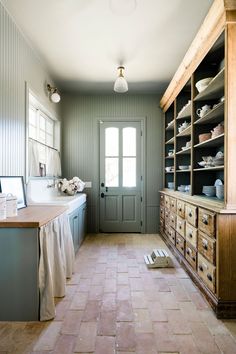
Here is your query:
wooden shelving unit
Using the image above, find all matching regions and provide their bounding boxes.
[160,0,236,319]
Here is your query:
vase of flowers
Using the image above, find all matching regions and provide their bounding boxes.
[57,176,85,196]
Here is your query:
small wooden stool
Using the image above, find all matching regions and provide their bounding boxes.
[144,249,173,268]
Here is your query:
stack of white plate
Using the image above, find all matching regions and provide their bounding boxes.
[216,185,224,199]
[202,185,216,197]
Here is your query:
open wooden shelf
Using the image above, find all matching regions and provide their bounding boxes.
[165,171,174,174]
[165,156,174,159]
[166,120,175,130]
[194,165,224,171]
[176,125,191,137]
[176,101,191,120]
[194,102,224,125]
[165,136,175,144]
[176,147,191,155]
[194,133,224,148]
[194,68,224,101]
[176,169,191,172]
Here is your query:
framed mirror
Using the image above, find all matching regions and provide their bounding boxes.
[0,176,27,209]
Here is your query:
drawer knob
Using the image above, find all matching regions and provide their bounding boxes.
[186,249,190,255]
[179,207,182,211]
[192,257,196,262]
[189,211,192,217]
[189,233,192,238]
[202,214,209,225]
[199,265,204,272]
[207,274,213,282]
[181,247,184,251]
[203,243,208,250]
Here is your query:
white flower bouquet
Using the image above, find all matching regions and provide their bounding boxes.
[57,176,85,196]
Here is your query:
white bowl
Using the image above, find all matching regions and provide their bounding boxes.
[195,77,213,93]
[179,165,190,170]
[165,166,173,172]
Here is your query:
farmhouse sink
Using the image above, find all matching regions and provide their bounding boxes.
[27,179,86,213]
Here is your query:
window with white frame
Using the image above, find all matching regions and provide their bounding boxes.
[28,92,61,176]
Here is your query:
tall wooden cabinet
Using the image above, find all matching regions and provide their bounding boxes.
[159,0,236,318]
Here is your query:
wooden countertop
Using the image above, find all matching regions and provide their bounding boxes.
[0,205,67,228]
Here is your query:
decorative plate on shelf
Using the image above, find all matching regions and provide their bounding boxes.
[214,179,223,186]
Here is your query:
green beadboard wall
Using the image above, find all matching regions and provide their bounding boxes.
[62,94,163,233]
[0,2,60,176]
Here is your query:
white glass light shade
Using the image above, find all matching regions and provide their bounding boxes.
[114,76,128,93]
[51,91,61,103]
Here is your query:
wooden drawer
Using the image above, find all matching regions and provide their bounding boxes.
[167,226,176,245]
[165,208,170,225]
[170,197,176,213]
[186,242,197,270]
[198,231,216,265]
[160,206,165,219]
[176,215,186,238]
[185,203,198,227]
[186,223,197,249]
[177,199,185,218]
[176,233,185,256]
[169,211,176,229]
[199,208,216,238]
[164,195,170,209]
[160,217,164,231]
[160,193,165,206]
[198,253,216,293]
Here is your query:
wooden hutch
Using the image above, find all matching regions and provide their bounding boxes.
[159,0,236,318]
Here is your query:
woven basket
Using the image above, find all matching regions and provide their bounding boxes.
[199,133,212,143]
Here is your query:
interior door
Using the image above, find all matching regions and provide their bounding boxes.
[99,121,142,232]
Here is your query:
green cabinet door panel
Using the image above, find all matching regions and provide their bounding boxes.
[0,228,39,321]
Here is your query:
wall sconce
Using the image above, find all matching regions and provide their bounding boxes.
[47,84,61,103]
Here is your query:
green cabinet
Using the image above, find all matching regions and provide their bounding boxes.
[0,228,39,321]
[69,202,86,253]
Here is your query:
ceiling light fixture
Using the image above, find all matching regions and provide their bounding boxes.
[114,66,128,93]
[47,84,61,103]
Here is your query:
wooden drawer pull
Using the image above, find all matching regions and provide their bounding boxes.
[202,241,208,250]
[207,274,213,282]
[178,207,182,212]
[192,257,196,262]
[188,210,192,217]
[181,247,184,251]
[188,232,193,238]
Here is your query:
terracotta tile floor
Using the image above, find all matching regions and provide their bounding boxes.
[1,233,236,354]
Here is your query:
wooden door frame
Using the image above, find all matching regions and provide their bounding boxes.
[93,117,146,233]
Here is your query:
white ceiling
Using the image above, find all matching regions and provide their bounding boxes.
[2,0,214,93]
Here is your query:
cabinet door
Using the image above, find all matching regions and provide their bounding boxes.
[69,210,80,253]
[79,203,87,246]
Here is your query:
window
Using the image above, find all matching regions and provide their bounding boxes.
[28,92,61,175]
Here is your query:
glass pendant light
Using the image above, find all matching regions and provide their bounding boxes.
[114,66,128,93]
